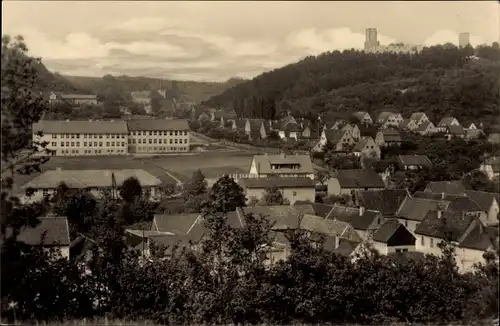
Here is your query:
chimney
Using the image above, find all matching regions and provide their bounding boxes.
[359,206,365,216]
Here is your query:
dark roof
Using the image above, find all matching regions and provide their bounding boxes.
[459,223,494,251]
[396,196,451,221]
[413,192,482,212]
[33,120,128,135]
[425,180,466,196]
[293,201,335,218]
[414,211,476,241]
[153,213,201,234]
[438,117,458,127]
[126,119,190,131]
[325,129,348,144]
[352,137,376,152]
[284,123,302,132]
[372,220,415,245]
[465,190,500,211]
[399,119,414,129]
[335,238,361,257]
[327,205,381,230]
[235,205,315,228]
[239,177,314,189]
[398,155,433,168]
[416,121,434,132]
[17,217,70,246]
[447,125,465,135]
[280,115,297,126]
[247,119,264,131]
[372,220,401,242]
[148,234,192,255]
[355,189,408,216]
[336,169,385,189]
[410,112,426,121]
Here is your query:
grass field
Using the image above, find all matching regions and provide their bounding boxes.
[10,151,254,194]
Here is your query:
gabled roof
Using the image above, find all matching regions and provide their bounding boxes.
[372,220,415,244]
[326,205,381,230]
[459,222,495,251]
[399,119,414,129]
[465,190,500,211]
[447,125,465,135]
[396,196,451,221]
[235,205,315,229]
[353,111,370,121]
[336,169,385,189]
[379,128,402,142]
[284,123,302,132]
[239,177,314,189]
[153,213,201,234]
[352,136,375,152]
[414,210,476,242]
[377,111,395,122]
[280,115,297,127]
[33,120,128,135]
[413,192,482,212]
[425,180,466,196]
[126,119,190,131]
[398,155,433,168]
[355,189,408,217]
[410,112,426,121]
[233,118,247,129]
[325,129,349,144]
[247,118,264,131]
[438,117,457,127]
[335,238,361,257]
[22,169,162,189]
[300,214,354,239]
[252,154,314,175]
[293,201,335,218]
[16,217,70,246]
[416,121,435,132]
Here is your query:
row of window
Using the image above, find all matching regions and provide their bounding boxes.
[129,138,188,145]
[53,134,126,139]
[52,141,126,147]
[130,130,188,136]
[134,146,189,152]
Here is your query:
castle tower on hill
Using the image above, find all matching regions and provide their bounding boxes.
[364,28,379,51]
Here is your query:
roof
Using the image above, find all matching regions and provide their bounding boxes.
[148,234,193,254]
[398,155,433,168]
[335,239,361,257]
[239,177,314,189]
[438,117,457,127]
[280,115,296,126]
[380,130,402,142]
[252,154,314,175]
[247,118,264,131]
[22,169,162,189]
[126,119,190,131]
[355,189,408,216]
[284,123,302,132]
[425,180,466,196]
[447,125,465,135]
[352,137,375,152]
[300,214,352,238]
[396,196,451,221]
[16,217,70,246]
[153,213,201,234]
[459,223,494,251]
[377,111,395,122]
[414,210,476,241]
[372,220,406,243]
[465,190,500,211]
[410,112,426,121]
[325,129,348,144]
[61,94,97,100]
[235,205,315,229]
[33,120,128,135]
[293,201,335,218]
[125,229,174,238]
[399,119,414,129]
[335,169,385,189]
[416,121,434,132]
[353,111,370,121]
[413,192,482,212]
[326,205,381,230]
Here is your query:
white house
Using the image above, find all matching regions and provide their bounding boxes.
[249,153,315,180]
[465,190,500,226]
[479,157,500,180]
[372,220,416,255]
[409,112,429,126]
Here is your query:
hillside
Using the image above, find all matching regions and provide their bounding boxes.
[203,44,500,127]
[32,59,89,94]
[64,75,246,103]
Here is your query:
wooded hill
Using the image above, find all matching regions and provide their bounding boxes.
[203,44,500,128]
[63,75,246,103]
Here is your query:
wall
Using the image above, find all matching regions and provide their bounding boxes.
[128,129,190,153]
[34,132,129,156]
[397,218,420,235]
[456,246,489,273]
[415,234,444,257]
[327,178,341,196]
[245,187,315,205]
[486,200,499,225]
[387,245,415,254]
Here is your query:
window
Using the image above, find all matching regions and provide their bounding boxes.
[404,220,408,227]
[111,135,114,139]
[42,189,49,196]
[94,142,97,146]
[121,141,125,146]
[138,139,142,144]
[184,139,188,144]
[84,134,87,139]
[111,142,115,146]
[153,139,157,144]
[421,236,425,246]
[66,142,70,146]
[175,131,178,136]
[153,131,157,136]
[106,142,110,146]
[76,134,80,139]
[149,131,152,136]
[169,139,173,144]
[106,135,109,139]
[71,134,75,139]
[99,142,102,147]
[149,139,152,144]
[89,142,92,147]
[99,135,102,139]
[292,191,297,196]
[51,142,57,146]
[76,142,80,146]
[175,139,178,144]
[158,139,162,144]
[52,134,57,139]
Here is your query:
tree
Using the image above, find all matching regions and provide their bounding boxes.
[183,169,208,212]
[208,175,246,213]
[325,153,361,170]
[119,176,143,203]
[261,185,289,205]
[315,170,331,185]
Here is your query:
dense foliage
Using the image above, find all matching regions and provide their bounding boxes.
[203,44,500,128]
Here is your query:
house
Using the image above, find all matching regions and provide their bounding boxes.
[14,216,71,259]
[409,112,429,126]
[372,220,416,255]
[49,92,98,106]
[329,120,347,130]
[445,125,466,140]
[479,156,500,180]
[292,201,335,218]
[126,119,191,154]
[239,177,315,205]
[280,115,297,127]
[466,122,477,130]
[326,205,384,240]
[456,223,498,272]
[377,112,403,128]
[397,154,433,170]
[352,136,381,160]
[130,91,151,106]
[465,128,483,141]
[249,153,315,179]
[399,119,418,132]
[375,129,402,147]
[438,116,460,129]
[282,123,303,141]
[197,112,210,122]
[352,111,373,124]
[230,118,247,131]
[465,190,500,226]
[327,169,386,196]
[21,168,162,203]
[354,189,409,219]
[412,192,485,222]
[395,196,451,234]
[245,119,267,139]
[416,121,436,136]
[313,129,354,152]
[424,180,467,196]
[487,132,500,144]
[341,124,361,140]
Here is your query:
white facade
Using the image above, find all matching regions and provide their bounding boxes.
[35,132,128,156]
[479,164,499,180]
[128,129,190,153]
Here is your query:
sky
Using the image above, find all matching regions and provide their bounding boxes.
[2,1,499,82]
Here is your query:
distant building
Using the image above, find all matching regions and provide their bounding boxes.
[239,177,315,205]
[459,32,470,48]
[127,119,190,154]
[249,153,315,180]
[48,92,98,106]
[364,28,379,51]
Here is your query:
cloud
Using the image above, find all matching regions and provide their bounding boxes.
[10,17,492,82]
[424,29,486,47]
